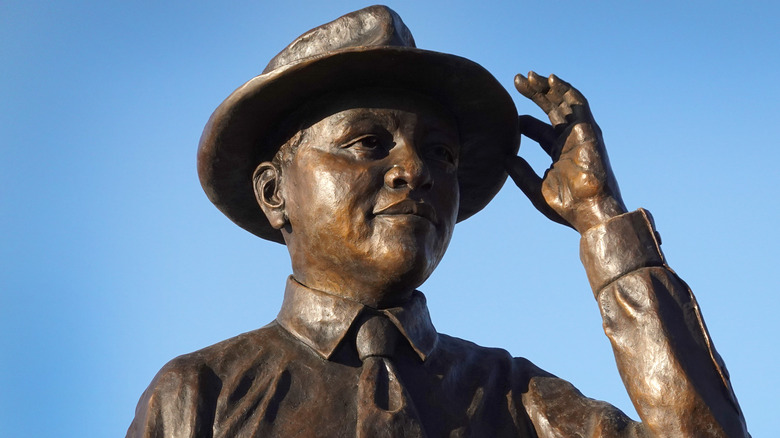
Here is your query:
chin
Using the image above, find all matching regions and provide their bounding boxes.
[368,233,448,292]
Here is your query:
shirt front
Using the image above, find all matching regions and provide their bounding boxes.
[128,277,554,437]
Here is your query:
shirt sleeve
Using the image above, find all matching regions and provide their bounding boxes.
[126,357,221,438]
[578,209,749,437]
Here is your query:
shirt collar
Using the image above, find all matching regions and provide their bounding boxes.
[276,276,438,362]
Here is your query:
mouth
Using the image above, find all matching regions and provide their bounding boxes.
[373,199,438,225]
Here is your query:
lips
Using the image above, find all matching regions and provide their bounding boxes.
[373,199,438,224]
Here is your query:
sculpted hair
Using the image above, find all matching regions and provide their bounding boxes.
[267,99,317,170]
[272,128,307,169]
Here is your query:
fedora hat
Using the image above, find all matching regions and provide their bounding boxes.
[197,5,519,243]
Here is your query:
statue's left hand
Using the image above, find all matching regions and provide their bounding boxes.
[507,72,627,234]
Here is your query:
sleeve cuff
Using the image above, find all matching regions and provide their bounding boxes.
[579,208,666,293]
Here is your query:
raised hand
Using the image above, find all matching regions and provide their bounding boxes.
[507,72,627,234]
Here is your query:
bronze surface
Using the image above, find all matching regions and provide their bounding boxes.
[128,5,750,437]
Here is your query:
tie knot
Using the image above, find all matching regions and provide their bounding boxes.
[355,314,398,361]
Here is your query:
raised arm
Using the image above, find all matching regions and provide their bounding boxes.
[507,72,749,437]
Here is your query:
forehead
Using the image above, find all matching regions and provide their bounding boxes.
[297,87,459,136]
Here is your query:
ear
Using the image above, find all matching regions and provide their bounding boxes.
[252,162,287,230]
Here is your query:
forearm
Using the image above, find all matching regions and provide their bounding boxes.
[581,210,749,437]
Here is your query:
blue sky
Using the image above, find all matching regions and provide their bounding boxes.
[2,1,778,436]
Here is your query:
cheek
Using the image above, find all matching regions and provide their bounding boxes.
[436,172,460,223]
[286,162,378,239]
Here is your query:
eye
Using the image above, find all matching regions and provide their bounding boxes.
[339,133,391,159]
[344,135,382,150]
[426,143,457,166]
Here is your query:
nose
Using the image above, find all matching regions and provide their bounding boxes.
[384,141,433,190]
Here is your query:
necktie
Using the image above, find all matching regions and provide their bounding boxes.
[355,313,426,438]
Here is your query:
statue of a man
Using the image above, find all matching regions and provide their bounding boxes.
[127,6,749,437]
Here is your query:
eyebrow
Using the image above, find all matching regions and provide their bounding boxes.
[349,109,398,126]
[330,109,399,137]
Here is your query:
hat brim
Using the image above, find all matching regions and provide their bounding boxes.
[197,46,519,244]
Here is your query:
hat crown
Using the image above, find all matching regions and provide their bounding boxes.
[263,5,416,74]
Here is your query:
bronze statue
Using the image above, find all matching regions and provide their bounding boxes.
[127,6,750,437]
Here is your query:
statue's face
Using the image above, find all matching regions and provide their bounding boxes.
[277,90,460,307]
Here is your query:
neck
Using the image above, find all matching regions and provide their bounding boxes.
[290,272,415,309]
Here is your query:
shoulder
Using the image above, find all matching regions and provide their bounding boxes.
[435,333,513,361]
[434,333,554,381]
[427,335,637,436]
[127,322,291,437]
[158,321,288,377]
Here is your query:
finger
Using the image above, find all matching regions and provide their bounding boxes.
[518,115,557,157]
[548,74,572,100]
[514,73,534,98]
[505,155,542,195]
[542,74,575,126]
[563,88,587,107]
[515,73,554,114]
[545,74,575,126]
[528,72,557,113]
[548,102,569,128]
[527,71,550,94]
[563,89,592,123]
[504,156,573,228]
